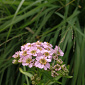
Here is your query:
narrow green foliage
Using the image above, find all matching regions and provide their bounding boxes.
[0,0,85,85]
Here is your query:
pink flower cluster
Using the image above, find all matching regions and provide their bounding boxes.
[12,41,64,70]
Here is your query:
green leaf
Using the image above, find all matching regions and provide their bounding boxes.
[64,76,73,78]
[19,67,33,78]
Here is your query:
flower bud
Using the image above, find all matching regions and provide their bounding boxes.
[53,64,61,71]
[61,64,66,70]
[31,76,35,80]
[51,71,59,77]
[64,68,69,73]
[36,77,41,81]
[12,59,18,64]
[57,59,63,64]
[34,74,38,77]
[52,54,58,60]
[32,81,36,85]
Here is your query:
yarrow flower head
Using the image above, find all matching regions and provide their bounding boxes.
[12,41,71,85]
[12,41,64,71]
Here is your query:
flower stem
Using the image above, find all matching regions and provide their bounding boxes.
[23,66,30,85]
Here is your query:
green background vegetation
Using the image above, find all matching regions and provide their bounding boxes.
[0,0,85,85]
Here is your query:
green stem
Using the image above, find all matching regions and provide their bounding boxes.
[23,67,30,85]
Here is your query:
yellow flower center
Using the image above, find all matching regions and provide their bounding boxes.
[47,43,51,47]
[54,65,60,69]
[16,54,20,59]
[57,51,60,55]
[44,52,49,56]
[31,50,36,54]
[28,44,31,47]
[45,48,51,51]
[48,48,51,51]
[22,51,27,56]
[36,41,41,45]
[39,58,47,65]
[37,47,42,51]
[52,53,56,56]
[26,58,32,63]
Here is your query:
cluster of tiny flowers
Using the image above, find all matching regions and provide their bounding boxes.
[12,41,64,70]
[31,74,41,85]
[51,58,69,77]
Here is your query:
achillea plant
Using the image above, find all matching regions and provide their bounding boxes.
[12,41,72,85]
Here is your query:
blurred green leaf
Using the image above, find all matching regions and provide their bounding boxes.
[19,67,33,78]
